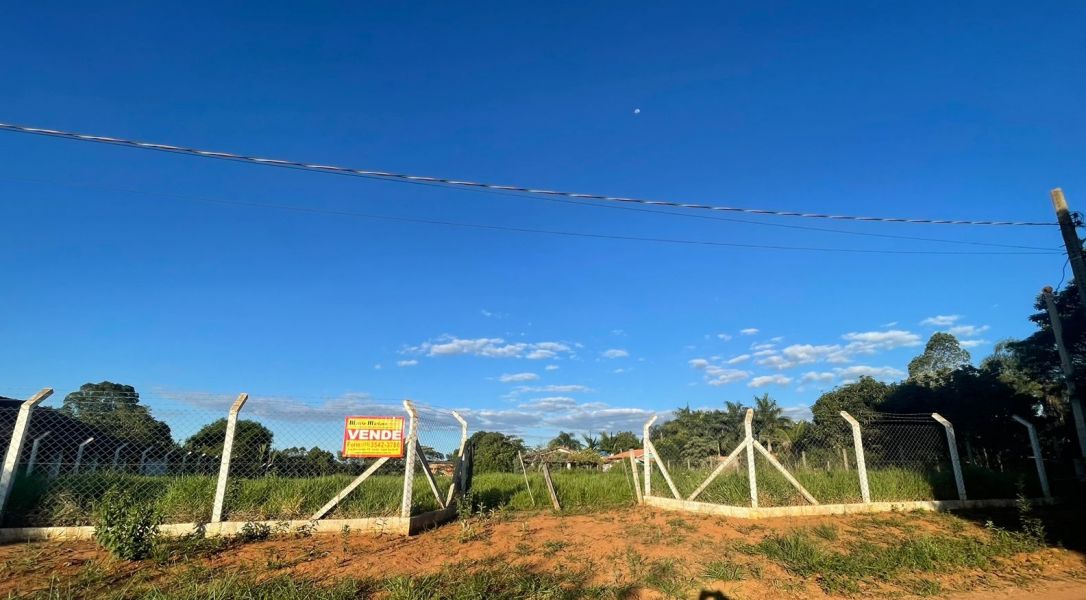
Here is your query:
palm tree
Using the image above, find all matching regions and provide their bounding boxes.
[581,433,600,451]
[752,394,791,452]
[598,431,615,453]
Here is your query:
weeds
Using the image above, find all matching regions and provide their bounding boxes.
[93,487,162,560]
[235,521,271,542]
[811,522,839,541]
[702,559,747,581]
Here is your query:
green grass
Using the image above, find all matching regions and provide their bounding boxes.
[750,521,1045,594]
[4,461,1040,527]
[5,469,633,526]
[660,459,1035,506]
[33,562,634,600]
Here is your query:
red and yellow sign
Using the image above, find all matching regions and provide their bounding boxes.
[342,416,405,458]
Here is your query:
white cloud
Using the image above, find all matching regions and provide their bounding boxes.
[752,349,777,357]
[959,339,989,348]
[610,329,626,336]
[396,359,419,367]
[757,355,796,370]
[707,370,751,386]
[601,348,630,359]
[517,396,578,410]
[458,401,658,435]
[480,309,506,319]
[800,371,836,384]
[882,321,898,328]
[689,357,750,386]
[781,344,844,365]
[373,364,382,370]
[834,365,905,382]
[406,335,574,360]
[499,372,539,383]
[921,315,961,327]
[161,390,398,424]
[544,365,560,371]
[840,330,922,354]
[726,354,751,365]
[513,384,593,395]
[612,368,629,374]
[751,342,776,351]
[740,328,760,335]
[948,324,990,337]
[749,375,792,388]
[717,333,733,341]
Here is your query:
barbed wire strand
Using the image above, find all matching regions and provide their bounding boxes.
[0,122,1057,227]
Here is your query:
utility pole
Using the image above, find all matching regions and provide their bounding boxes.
[1051,188,1086,310]
[1042,286,1086,465]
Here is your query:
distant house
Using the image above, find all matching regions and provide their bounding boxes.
[603,448,644,464]
[526,447,603,469]
[427,460,455,477]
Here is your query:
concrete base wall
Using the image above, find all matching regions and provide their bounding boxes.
[644,495,1058,518]
[0,508,460,543]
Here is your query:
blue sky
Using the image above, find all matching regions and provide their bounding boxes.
[1,2,1083,447]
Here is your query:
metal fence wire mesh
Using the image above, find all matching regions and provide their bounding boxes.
[859,414,957,502]
[405,403,467,514]
[645,410,1051,508]
[0,387,467,527]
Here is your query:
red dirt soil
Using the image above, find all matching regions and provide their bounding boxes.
[1,507,1084,598]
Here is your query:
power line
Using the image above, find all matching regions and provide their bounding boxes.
[0,175,1057,252]
[0,121,1057,228]
[7,182,1060,256]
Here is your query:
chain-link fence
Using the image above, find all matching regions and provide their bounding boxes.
[0,386,468,528]
[644,410,1053,509]
[859,413,958,502]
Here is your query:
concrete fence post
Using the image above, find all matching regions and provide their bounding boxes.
[211,393,249,523]
[400,400,420,518]
[0,388,53,519]
[26,431,51,476]
[643,415,658,498]
[1012,415,1052,499]
[73,438,95,474]
[744,408,758,508]
[139,446,153,474]
[446,410,469,505]
[111,443,128,470]
[932,413,967,501]
[840,411,871,503]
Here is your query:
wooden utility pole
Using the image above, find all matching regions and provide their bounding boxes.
[1042,286,1086,461]
[1051,189,1086,310]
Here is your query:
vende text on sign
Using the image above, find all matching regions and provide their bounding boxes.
[342,416,405,458]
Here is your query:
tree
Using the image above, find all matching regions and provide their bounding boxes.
[907,333,971,385]
[548,431,583,450]
[751,394,791,450]
[599,431,641,453]
[184,419,274,466]
[581,434,600,451]
[463,431,526,472]
[60,382,172,447]
[809,377,891,446]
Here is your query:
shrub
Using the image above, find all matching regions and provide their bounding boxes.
[237,521,272,542]
[93,487,162,560]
